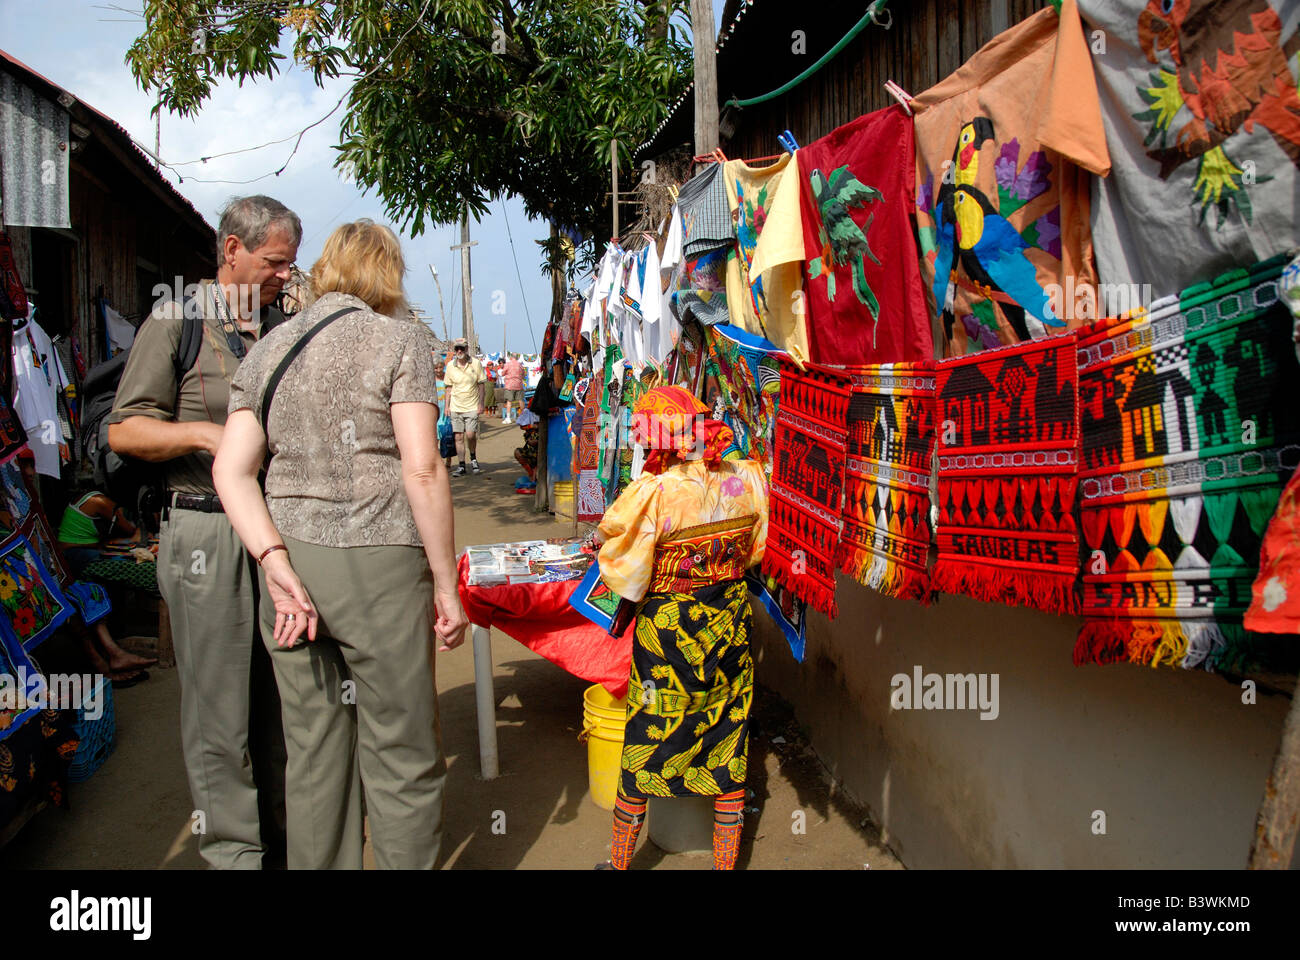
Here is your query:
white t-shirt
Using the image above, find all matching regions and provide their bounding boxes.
[12,309,70,478]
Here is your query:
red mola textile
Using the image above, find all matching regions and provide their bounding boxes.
[797,104,933,366]
[456,554,633,697]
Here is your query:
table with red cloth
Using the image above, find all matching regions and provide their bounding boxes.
[455,553,633,778]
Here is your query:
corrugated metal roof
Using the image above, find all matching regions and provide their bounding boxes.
[0,46,214,236]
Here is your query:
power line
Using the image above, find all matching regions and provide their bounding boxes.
[126,0,434,185]
[499,196,539,352]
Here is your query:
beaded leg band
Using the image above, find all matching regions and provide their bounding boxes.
[713,789,745,871]
[609,791,648,870]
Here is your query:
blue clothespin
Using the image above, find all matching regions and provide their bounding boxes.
[777,130,800,154]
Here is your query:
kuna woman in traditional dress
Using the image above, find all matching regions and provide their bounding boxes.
[594,385,768,870]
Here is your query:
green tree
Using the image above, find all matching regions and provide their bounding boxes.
[127,0,693,250]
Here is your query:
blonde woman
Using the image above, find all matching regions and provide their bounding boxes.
[214,220,467,869]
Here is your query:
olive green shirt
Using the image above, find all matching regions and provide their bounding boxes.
[107,280,284,495]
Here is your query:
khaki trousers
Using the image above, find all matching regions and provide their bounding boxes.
[157,508,287,870]
[259,536,445,870]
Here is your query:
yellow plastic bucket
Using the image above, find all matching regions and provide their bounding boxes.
[554,480,575,520]
[580,683,627,810]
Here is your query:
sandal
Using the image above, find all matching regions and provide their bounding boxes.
[111,670,149,689]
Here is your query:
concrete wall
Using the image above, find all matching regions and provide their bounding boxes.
[752,576,1293,868]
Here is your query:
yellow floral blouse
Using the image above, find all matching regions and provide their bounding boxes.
[597,458,769,603]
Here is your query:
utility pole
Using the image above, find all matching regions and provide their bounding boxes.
[611,140,620,240]
[691,0,719,156]
[450,205,479,353]
[428,264,449,340]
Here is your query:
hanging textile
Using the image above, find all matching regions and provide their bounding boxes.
[933,332,1081,614]
[913,0,1110,355]
[797,105,934,365]
[838,363,937,602]
[575,378,605,523]
[672,245,731,328]
[0,396,26,474]
[1076,254,1300,670]
[746,570,808,663]
[618,372,649,492]
[701,324,775,468]
[0,532,73,651]
[0,619,43,740]
[724,154,810,364]
[546,406,575,482]
[1245,468,1300,635]
[1077,0,1300,308]
[0,457,70,588]
[715,323,783,424]
[761,361,850,617]
[653,205,685,362]
[12,309,71,479]
[680,162,734,256]
[671,164,734,328]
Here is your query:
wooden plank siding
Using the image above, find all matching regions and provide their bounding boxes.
[715,0,1050,164]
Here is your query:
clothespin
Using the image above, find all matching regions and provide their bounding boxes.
[884,80,913,116]
[667,183,679,202]
[777,130,800,153]
[712,147,728,164]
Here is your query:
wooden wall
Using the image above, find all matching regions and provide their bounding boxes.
[72,163,138,357]
[721,0,1051,161]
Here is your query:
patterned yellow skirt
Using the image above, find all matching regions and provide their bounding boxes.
[620,579,752,798]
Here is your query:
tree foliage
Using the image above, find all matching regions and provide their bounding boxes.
[127,0,693,244]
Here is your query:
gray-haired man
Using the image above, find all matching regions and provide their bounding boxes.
[107,195,298,869]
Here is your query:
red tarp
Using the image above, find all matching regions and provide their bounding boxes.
[456,554,632,697]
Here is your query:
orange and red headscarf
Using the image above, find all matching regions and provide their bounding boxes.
[631,385,733,475]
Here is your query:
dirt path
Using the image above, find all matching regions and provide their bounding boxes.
[0,415,901,870]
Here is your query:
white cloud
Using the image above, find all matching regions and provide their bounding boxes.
[3,0,556,353]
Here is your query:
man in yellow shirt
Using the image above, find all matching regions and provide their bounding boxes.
[445,337,486,475]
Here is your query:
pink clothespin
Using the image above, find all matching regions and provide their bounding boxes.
[884,80,913,116]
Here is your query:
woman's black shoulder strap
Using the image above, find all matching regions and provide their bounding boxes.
[261,307,360,435]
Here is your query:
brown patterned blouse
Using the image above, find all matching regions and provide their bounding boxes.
[228,291,440,548]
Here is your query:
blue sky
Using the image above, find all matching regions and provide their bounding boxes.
[1,0,727,354]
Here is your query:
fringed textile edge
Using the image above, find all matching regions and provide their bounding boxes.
[931,559,1079,616]
[837,544,933,604]
[1072,619,1295,673]
[762,554,839,620]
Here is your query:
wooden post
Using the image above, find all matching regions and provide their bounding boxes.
[611,140,620,240]
[691,0,719,156]
[450,206,479,353]
[1248,690,1300,868]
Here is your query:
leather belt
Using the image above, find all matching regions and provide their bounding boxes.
[164,491,224,518]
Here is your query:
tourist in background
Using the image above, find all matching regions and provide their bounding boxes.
[501,352,526,423]
[444,338,486,476]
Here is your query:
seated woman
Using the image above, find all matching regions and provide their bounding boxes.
[56,490,142,574]
[593,385,768,870]
[56,490,156,685]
